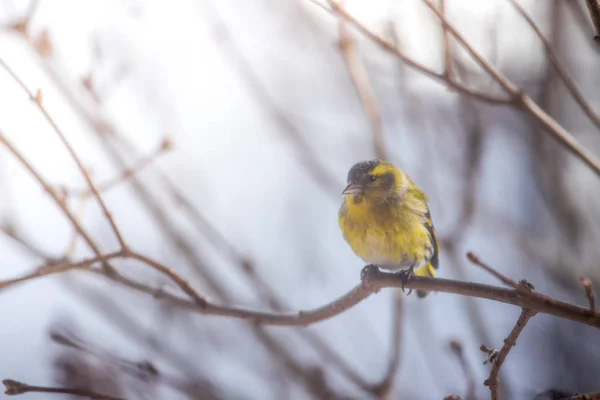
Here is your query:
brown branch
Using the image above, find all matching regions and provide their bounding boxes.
[0,252,123,291]
[586,0,600,42]
[3,379,124,400]
[580,276,596,311]
[509,0,600,132]
[0,58,128,251]
[484,306,537,400]
[95,264,600,329]
[421,0,600,179]
[467,252,518,288]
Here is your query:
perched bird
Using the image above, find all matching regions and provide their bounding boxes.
[338,159,439,298]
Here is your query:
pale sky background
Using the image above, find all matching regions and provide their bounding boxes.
[0,0,599,399]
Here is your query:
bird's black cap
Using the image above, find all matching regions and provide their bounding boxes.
[347,160,381,183]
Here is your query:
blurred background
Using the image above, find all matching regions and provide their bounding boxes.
[0,0,599,399]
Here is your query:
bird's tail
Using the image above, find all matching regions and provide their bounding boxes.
[414,262,435,298]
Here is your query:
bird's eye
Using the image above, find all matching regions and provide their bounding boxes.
[369,175,377,182]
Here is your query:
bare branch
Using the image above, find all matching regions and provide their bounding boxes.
[484,306,537,400]
[0,58,128,251]
[509,0,600,132]
[3,379,124,400]
[334,2,387,160]
[467,252,518,288]
[580,276,596,312]
[422,0,600,179]
[586,0,600,42]
[0,127,116,273]
[0,252,123,291]
[324,1,512,105]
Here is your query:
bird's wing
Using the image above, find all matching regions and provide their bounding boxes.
[405,181,439,269]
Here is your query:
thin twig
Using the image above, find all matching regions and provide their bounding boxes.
[2,379,125,400]
[509,0,600,132]
[484,307,537,400]
[0,128,115,273]
[466,252,518,288]
[0,58,128,251]
[580,276,596,311]
[586,0,600,42]
[0,252,123,291]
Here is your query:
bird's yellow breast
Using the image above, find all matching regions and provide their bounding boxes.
[338,196,432,270]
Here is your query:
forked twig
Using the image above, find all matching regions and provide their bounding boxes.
[484,307,536,400]
[467,252,518,289]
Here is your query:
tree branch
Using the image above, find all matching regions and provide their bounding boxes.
[484,306,537,400]
[3,379,125,400]
[421,0,600,179]
[586,0,600,42]
[509,0,600,132]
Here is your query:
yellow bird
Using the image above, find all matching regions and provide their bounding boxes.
[338,159,439,298]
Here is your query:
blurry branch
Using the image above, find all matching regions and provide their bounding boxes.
[421,0,600,177]
[449,340,476,400]
[467,252,518,289]
[199,0,339,197]
[509,0,600,131]
[580,276,596,312]
[2,379,124,400]
[371,293,404,399]
[439,0,454,78]
[323,2,511,104]
[586,0,600,42]
[333,5,404,397]
[483,306,537,400]
[8,0,42,35]
[320,1,600,178]
[0,126,117,274]
[49,326,221,399]
[568,392,600,400]
[334,3,386,160]
[0,251,122,290]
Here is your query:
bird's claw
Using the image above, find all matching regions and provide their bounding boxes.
[397,267,414,296]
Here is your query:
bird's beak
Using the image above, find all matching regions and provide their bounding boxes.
[342,183,363,196]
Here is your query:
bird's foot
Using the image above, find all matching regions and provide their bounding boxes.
[396,267,414,296]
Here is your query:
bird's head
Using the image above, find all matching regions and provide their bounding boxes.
[343,159,405,204]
